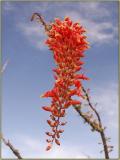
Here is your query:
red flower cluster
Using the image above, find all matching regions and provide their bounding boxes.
[42,17,89,150]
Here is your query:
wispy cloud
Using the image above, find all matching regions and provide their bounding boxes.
[75,2,110,19]
[18,22,48,50]
[2,134,88,158]
[90,83,118,130]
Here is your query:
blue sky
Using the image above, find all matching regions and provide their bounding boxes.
[1,1,119,159]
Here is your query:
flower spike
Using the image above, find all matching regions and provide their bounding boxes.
[41,17,89,150]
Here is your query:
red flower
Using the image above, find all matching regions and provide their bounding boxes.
[41,17,89,150]
[69,100,81,105]
[46,144,52,151]
[75,74,90,80]
[42,106,52,112]
[55,139,60,145]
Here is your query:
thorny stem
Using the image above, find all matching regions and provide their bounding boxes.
[1,134,22,159]
[31,13,110,159]
[81,86,102,127]
[73,105,102,132]
[78,86,109,159]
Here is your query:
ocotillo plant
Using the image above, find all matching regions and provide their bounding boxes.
[41,16,89,151]
[31,13,113,159]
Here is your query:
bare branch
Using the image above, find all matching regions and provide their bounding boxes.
[1,134,23,159]
[31,13,51,32]
[73,105,102,132]
[82,86,111,159]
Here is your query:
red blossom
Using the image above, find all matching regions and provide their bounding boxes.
[41,17,89,150]
[55,139,60,145]
[42,106,52,112]
[46,144,52,151]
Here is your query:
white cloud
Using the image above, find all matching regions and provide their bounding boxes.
[18,22,48,50]
[2,134,88,158]
[89,83,118,130]
[85,21,116,45]
[76,2,110,18]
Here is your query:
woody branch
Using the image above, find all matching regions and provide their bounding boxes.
[1,134,22,159]
[73,86,113,159]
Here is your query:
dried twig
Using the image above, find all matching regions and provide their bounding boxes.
[31,13,51,32]
[73,86,110,159]
[1,134,22,159]
[73,105,103,132]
